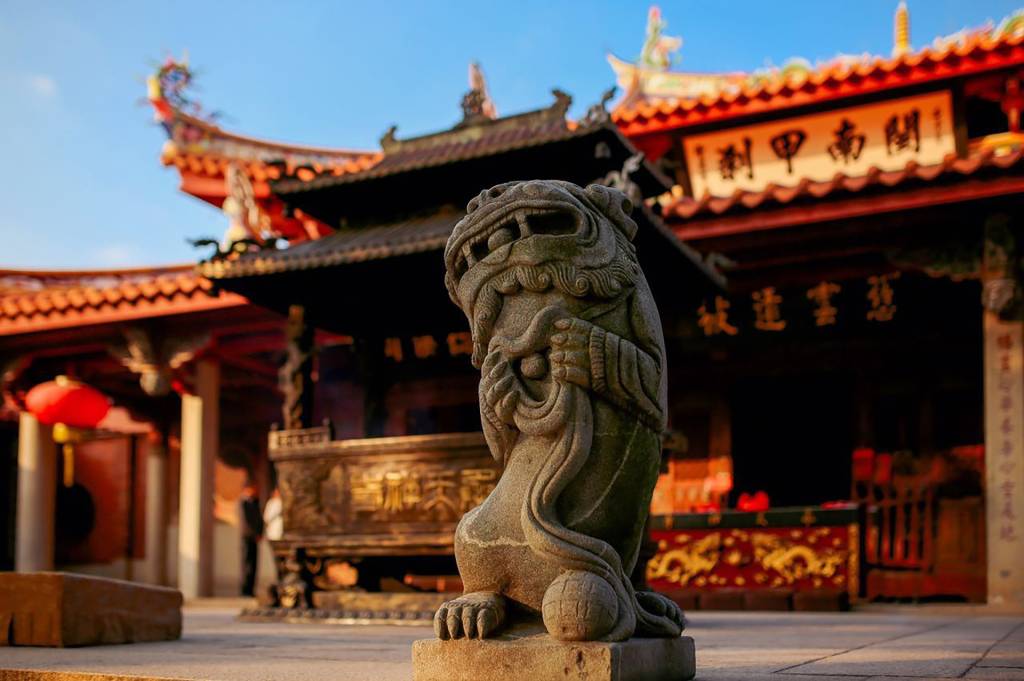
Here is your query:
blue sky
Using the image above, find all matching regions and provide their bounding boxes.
[1,0,1019,269]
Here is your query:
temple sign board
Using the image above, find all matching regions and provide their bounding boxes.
[682,90,955,198]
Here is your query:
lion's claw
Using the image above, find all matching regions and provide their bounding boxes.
[434,592,507,639]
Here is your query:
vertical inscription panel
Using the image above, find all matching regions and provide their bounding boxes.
[983,311,1024,606]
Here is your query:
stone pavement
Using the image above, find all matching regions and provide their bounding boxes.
[1,605,1022,681]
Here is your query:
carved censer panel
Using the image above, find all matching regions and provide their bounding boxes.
[270,430,498,543]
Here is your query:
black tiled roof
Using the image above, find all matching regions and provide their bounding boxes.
[200,211,462,279]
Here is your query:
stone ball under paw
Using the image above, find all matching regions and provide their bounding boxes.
[519,353,548,379]
[541,570,618,641]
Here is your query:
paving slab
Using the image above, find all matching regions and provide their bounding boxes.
[980,643,1024,668]
[0,606,1021,681]
[779,617,1023,679]
[966,669,1024,681]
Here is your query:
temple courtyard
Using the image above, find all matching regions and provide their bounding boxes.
[1,603,1021,681]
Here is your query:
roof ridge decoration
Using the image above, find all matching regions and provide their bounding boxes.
[147,55,375,167]
[272,86,648,197]
[611,6,1024,131]
[459,61,499,127]
[380,88,573,155]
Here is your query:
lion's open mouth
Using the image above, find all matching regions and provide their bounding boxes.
[451,201,584,282]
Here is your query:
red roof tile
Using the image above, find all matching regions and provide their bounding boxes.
[0,266,247,336]
[663,147,1024,221]
[162,146,383,182]
[614,31,1024,135]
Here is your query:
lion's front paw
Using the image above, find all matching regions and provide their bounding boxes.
[550,317,593,389]
[636,590,686,632]
[434,592,507,639]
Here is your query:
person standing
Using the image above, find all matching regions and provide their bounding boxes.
[239,483,263,598]
[263,488,283,541]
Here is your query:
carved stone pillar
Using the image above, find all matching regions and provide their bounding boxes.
[178,359,219,599]
[982,216,1024,607]
[15,412,55,572]
[279,305,315,430]
[144,430,169,585]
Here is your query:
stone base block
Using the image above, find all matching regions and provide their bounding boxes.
[0,572,182,647]
[413,626,695,681]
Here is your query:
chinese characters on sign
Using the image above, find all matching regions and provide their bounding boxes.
[384,337,403,362]
[697,276,898,336]
[349,467,498,521]
[827,119,865,164]
[884,110,920,155]
[807,281,841,326]
[867,273,899,322]
[382,331,473,363]
[752,287,786,331]
[697,296,738,336]
[718,138,753,180]
[991,331,1020,544]
[769,130,806,175]
[683,91,954,197]
[447,331,473,356]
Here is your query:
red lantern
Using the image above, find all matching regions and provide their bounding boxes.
[736,491,770,512]
[26,376,110,428]
[852,447,875,482]
[25,376,110,487]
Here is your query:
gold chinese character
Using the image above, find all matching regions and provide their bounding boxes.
[807,281,841,326]
[422,470,459,520]
[382,471,423,513]
[412,335,438,359]
[753,287,786,331]
[459,468,498,511]
[447,331,473,356]
[697,296,738,336]
[384,337,403,362]
[350,473,385,513]
[867,273,899,321]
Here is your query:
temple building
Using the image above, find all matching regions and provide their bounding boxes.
[0,58,716,604]
[611,5,1024,607]
[3,5,1023,612]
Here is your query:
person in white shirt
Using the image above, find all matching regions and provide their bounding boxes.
[264,488,283,541]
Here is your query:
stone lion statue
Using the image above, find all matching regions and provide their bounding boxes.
[438,180,685,642]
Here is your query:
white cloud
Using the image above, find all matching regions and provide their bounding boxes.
[91,243,142,267]
[27,74,57,98]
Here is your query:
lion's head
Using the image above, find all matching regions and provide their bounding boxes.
[444,180,641,367]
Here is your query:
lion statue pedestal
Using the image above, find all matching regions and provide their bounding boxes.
[412,180,696,681]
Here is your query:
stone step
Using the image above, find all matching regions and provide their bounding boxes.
[0,572,181,647]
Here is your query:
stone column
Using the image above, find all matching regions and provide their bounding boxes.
[982,217,1024,607]
[144,431,169,585]
[279,304,315,430]
[178,359,219,599]
[15,412,55,572]
[983,310,1024,606]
